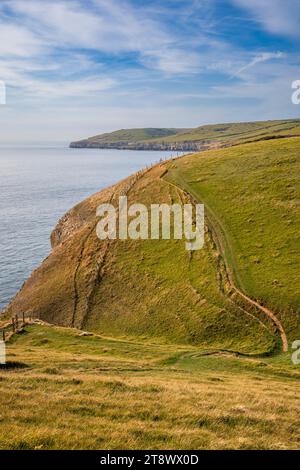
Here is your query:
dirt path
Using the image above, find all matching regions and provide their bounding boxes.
[232,285,288,352]
[162,172,289,353]
[204,207,289,353]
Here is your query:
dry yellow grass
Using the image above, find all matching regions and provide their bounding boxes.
[0,324,299,450]
[1,137,300,450]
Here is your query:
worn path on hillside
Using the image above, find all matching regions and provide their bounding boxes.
[162,170,289,353]
[72,166,155,330]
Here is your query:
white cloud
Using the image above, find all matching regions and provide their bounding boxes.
[0,52,115,99]
[5,0,174,66]
[0,22,43,56]
[234,51,284,77]
[2,0,229,77]
[8,0,109,50]
[0,0,298,143]
[22,76,116,98]
[142,49,201,74]
[231,0,300,38]
[0,0,218,103]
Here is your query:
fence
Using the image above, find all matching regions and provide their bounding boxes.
[0,314,33,342]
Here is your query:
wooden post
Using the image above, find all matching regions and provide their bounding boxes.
[12,317,15,332]
[2,330,5,342]
[22,312,25,324]
[15,314,19,330]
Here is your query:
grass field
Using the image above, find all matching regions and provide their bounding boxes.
[157,119,300,144]
[0,323,299,450]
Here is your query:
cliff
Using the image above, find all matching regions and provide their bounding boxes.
[70,118,300,150]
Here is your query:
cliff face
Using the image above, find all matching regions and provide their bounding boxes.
[50,186,115,248]
[69,139,221,151]
[2,180,121,328]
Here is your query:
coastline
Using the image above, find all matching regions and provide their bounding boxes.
[69,140,222,151]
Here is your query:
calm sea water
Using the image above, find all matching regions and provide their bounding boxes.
[0,147,176,310]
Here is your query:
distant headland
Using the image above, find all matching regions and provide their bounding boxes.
[69,119,300,151]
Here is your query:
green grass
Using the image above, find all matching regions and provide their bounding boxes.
[0,324,299,450]
[2,134,300,449]
[6,139,298,354]
[72,119,300,147]
[165,137,300,341]
[75,167,277,354]
[157,119,300,143]
[73,127,185,145]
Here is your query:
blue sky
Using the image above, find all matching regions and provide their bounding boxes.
[0,0,299,143]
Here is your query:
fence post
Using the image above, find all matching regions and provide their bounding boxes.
[15,314,19,330]
[22,312,25,324]
[12,317,15,332]
[2,330,5,342]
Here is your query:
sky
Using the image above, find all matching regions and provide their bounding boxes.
[0,0,299,143]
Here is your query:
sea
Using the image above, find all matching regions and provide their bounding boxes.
[0,145,177,310]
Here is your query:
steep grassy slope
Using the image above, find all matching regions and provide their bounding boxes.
[1,131,299,452]
[0,323,299,450]
[70,119,300,149]
[165,137,300,341]
[2,164,276,354]
[3,136,299,354]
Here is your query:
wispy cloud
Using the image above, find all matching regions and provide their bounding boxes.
[0,0,215,102]
[231,0,300,38]
[3,0,195,73]
[233,51,284,77]
[0,22,43,56]
[0,0,298,142]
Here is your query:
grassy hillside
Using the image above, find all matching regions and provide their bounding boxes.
[1,130,300,451]
[158,119,300,144]
[3,137,299,355]
[71,128,185,146]
[0,323,299,450]
[70,119,300,148]
[165,137,300,340]
[4,162,284,355]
